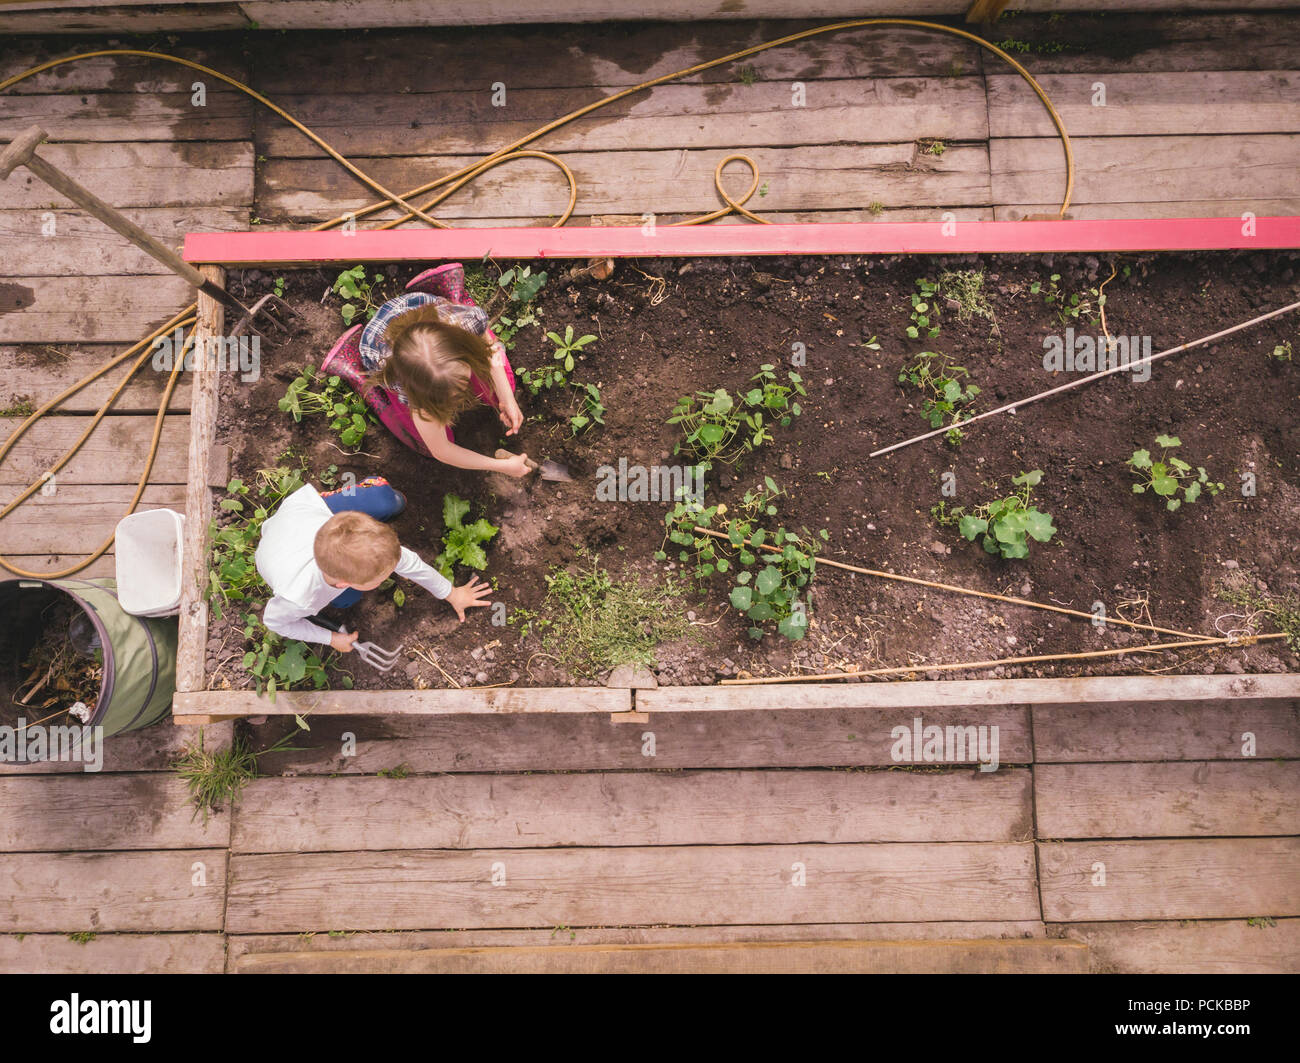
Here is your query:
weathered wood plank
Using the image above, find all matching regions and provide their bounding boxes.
[991,134,1300,206]
[0,721,232,775]
[0,91,254,142]
[1038,839,1300,921]
[176,688,636,716]
[235,936,1088,974]
[227,919,1047,967]
[0,932,225,974]
[1060,919,1300,974]
[0,276,194,343]
[1035,761,1300,839]
[270,206,994,229]
[254,22,980,96]
[638,676,1300,712]
[0,141,252,209]
[0,775,227,852]
[0,486,185,555]
[0,43,250,94]
[2,4,249,34]
[996,199,1300,220]
[247,706,1032,774]
[175,264,222,696]
[227,842,1039,932]
[988,71,1300,138]
[260,77,990,158]
[0,850,227,932]
[1032,700,1300,762]
[241,1,970,30]
[0,414,191,484]
[0,208,249,276]
[0,553,118,578]
[258,144,991,223]
[234,2,1300,33]
[231,768,1033,852]
[0,343,193,412]
[983,12,1300,75]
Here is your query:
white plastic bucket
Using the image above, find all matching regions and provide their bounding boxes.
[114,508,185,617]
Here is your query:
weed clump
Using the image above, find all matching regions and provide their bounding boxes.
[524,557,692,677]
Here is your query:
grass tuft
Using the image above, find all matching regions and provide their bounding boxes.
[535,556,693,678]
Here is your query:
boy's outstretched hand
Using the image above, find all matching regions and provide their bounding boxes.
[446,575,493,621]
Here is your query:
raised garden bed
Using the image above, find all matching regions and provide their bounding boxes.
[184,249,1300,709]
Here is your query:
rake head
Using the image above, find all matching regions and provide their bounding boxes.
[231,292,296,338]
[352,638,404,673]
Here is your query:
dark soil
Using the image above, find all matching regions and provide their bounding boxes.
[208,251,1300,691]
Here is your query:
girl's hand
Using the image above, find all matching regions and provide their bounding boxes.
[446,575,493,621]
[498,394,524,435]
[497,451,533,478]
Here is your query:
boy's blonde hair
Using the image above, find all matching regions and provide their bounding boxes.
[370,302,495,425]
[313,511,401,585]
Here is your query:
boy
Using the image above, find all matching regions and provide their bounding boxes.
[255,478,490,653]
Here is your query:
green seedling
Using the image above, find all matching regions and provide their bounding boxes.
[1126,435,1224,511]
[933,470,1057,560]
[547,324,597,373]
[1270,341,1293,362]
[898,351,979,445]
[569,382,606,435]
[278,366,378,449]
[492,265,548,346]
[661,478,825,641]
[906,278,941,339]
[332,265,387,325]
[1030,272,1103,327]
[434,494,499,579]
[668,365,805,469]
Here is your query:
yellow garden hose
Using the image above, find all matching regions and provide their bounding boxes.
[0,19,1076,577]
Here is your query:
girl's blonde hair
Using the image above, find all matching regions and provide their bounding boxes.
[370,302,496,425]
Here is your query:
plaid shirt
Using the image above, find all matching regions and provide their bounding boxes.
[359,292,497,373]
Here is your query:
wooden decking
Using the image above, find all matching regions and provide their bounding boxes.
[2,12,1300,972]
[1,695,1297,973]
[4,14,1299,575]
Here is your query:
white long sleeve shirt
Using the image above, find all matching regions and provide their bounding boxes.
[254,484,451,645]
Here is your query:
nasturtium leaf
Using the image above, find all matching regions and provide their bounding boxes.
[778,613,808,640]
[756,566,783,596]
[1023,509,1057,542]
[1151,473,1178,496]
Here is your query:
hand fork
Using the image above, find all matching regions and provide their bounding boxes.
[309,615,404,672]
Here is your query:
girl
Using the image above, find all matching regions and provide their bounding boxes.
[321,263,532,477]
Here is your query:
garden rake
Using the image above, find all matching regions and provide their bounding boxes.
[307,614,403,673]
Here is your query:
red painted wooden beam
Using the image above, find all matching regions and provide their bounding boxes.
[184,217,1300,265]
